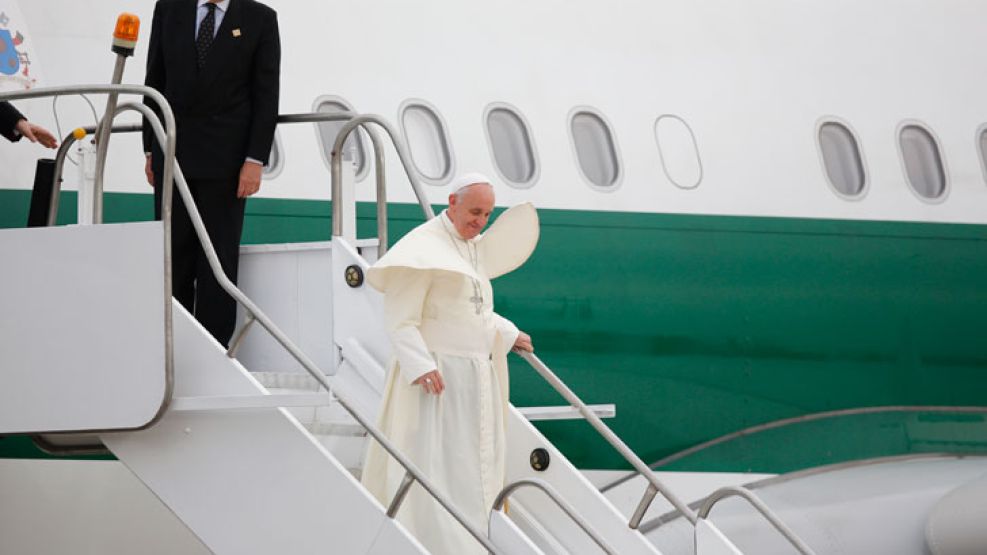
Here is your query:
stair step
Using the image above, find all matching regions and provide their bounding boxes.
[251,371,325,392]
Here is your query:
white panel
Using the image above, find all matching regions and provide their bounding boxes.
[695,520,744,555]
[102,304,422,555]
[489,510,546,555]
[236,242,335,374]
[0,222,166,433]
[366,518,429,555]
[0,460,210,555]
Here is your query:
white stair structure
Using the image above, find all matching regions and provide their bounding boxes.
[0,84,811,554]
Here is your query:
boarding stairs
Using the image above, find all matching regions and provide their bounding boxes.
[0,84,813,555]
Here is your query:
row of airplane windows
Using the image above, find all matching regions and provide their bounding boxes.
[263,95,700,191]
[263,96,968,203]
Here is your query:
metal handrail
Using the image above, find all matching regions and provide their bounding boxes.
[2,84,177,434]
[274,113,392,253]
[519,350,819,553]
[137,106,500,553]
[49,123,142,226]
[492,478,619,555]
[515,350,698,528]
[330,114,436,240]
[45,113,393,250]
[698,486,816,555]
[600,404,987,495]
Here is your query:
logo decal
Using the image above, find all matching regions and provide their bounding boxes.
[0,6,36,89]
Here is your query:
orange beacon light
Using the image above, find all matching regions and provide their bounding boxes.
[112,13,140,57]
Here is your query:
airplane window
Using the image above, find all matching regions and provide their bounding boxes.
[570,108,621,190]
[978,126,987,185]
[400,100,454,185]
[655,115,703,189]
[263,129,285,179]
[313,96,368,180]
[817,120,866,198]
[898,123,947,201]
[485,104,538,188]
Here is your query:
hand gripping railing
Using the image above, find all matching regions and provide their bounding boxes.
[329,114,436,242]
[136,107,500,553]
[698,486,815,555]
[1,84,178,434]
[492,478,619,555]
[515,350,698,529]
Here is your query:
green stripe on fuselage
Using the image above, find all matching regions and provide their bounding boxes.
[2,190,986,472]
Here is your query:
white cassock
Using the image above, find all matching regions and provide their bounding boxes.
[361,203,539,555]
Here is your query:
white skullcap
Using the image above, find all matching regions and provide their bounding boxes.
[450,172,493,193]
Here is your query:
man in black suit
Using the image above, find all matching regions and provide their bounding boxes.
[143,0,280,346]
[1,101,57,147]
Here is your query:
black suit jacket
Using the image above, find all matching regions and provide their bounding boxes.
[0,101,25,142]
[143,0,280,180]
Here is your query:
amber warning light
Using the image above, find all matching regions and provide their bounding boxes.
[112,13,140,57]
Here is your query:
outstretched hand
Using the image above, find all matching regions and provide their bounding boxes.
[15,119,57,149]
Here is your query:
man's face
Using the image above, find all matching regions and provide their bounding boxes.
[447,184,495,240]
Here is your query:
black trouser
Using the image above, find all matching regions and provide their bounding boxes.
[154,175,245,347]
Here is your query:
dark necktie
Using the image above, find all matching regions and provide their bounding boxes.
[196,3,217,69]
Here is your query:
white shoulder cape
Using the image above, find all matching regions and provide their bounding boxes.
[367,202,539,292]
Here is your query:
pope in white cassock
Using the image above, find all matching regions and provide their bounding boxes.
[361,173,539,554]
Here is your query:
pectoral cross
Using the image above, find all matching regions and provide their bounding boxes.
[469,279,484,315]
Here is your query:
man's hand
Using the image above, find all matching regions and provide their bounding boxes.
[413,369,445,395]
[237,160,263,198]
[513,331,534,352]
[15,119,57,149]
[144,154,155,186]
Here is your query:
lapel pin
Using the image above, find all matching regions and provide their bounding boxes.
[232,29,241,37]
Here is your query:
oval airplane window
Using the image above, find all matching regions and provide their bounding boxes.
[485,104,538,188]
[263,129,285,179]
[817,120,866,198]
[400,100,454,185]
[977,125,987,186]
[898,123,947,201]
[569,108,621,190]
[313,96,368,180]
[655,115,703,189]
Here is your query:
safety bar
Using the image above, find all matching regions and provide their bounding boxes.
[1,84,178,435]
[49,123,142,226]
[45,113,394,251]
[601,404,987,495]
[330,114,437,243]
[698,486,816,555]
[492,478,619,555]
[515,350,698,528]
[136,106,500,553]
[272,112,394,254]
